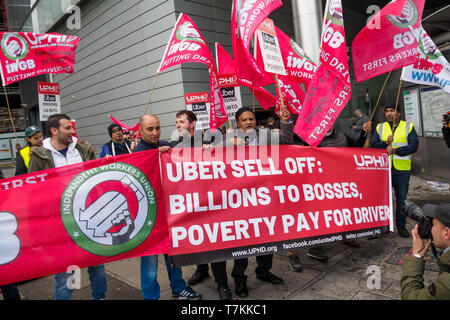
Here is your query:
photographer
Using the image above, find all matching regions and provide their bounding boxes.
[401,202,450,300]
[442,112,450,148]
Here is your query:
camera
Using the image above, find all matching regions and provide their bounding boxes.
[403,200,433,239]
[444,112,450,128]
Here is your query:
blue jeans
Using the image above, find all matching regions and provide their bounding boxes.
[55,265,107,300]
[392,170,410,229]
[140,254,186,300]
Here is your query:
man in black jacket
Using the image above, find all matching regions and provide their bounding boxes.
[442,112,450,148]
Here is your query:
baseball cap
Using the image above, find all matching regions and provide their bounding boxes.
[25,126,42,137]
[422,202,450,228]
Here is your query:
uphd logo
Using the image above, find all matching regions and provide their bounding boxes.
[185,92,209,104]
[354,155,389,170]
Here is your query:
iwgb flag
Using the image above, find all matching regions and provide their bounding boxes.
[352,0,425,83]
[275,26,317,88]
[215,42,276,110]
[0,32,79,86]
[401,27,450,93]
[231,0,282,87]
[0,151,169,286]
[294,0,351,147]
[157,14,228,131]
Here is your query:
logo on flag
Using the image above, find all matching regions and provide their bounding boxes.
[61,163,157,256]
[386,0,418,28]
[1,33,28,60]
[176,21,205,44]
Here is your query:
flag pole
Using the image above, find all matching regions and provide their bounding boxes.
[143,73,159,115]
[394,78,403,115]
[362,71,392,148]
[3,86,18,146]
[274,73,285,109]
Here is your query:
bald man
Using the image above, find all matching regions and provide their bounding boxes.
[133,114,201,300]
[134,114,171,152]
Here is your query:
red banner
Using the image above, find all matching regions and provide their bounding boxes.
[0,151,169,286]
[161,146,393,266]
[0,32,79,86]
[352,0,425,83]
[294,0,351,147]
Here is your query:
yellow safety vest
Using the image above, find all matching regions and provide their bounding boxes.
[20,146,31,169]
[376,120,413,171]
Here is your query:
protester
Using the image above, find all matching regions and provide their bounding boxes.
[27,113,107,300]
[368,106,419,238]
[348,108,369,147]
[207,105,292,300]
[170,110,199,148]
[442,112,450,148]
[134,113,201,300]
[123,130,132,143]
[0,167,21,301]
[286,123,359,272]
[401,202,450,300]
[15,126,44,176]
[99,123,133,157]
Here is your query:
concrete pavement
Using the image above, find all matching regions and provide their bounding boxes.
[1,162,449,300]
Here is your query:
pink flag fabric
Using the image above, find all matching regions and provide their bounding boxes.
[231,0,282,87]
[275,27,317,88]
[294,0,351,147]
[158,13,228,130]
[0,32,79,86]
[275,78,305,115]
[352,0,425,83]
[215,42,276,110]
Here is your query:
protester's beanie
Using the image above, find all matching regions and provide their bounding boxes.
[235,107,254,121]
[108,123,121,137]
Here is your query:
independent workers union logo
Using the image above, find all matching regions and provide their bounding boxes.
[61,162,157,256]
[1,33,29,60]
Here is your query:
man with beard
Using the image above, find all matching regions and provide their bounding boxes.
[28,113,107,300]
[369,106,419,238]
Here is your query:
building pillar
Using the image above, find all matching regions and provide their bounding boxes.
[291,0,323,64]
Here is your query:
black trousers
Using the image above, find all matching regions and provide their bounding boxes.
[0,283,21,300]
[211,254,273,285]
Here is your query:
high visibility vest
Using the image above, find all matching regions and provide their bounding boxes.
[19,146,31,169]
[376,120,413,171]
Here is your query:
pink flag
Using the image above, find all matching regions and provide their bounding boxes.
[215,42,276,110]
[0,32,79,86]
[352,0,425,83]
[158,14,228,130]
[294,0,351,147]
[231,0,282,87]
[275,27,317,88]
[275,78,305,115]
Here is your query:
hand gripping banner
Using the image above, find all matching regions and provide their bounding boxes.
[0,32,79,86]
[161,146,393,266]
[0,151,169,286]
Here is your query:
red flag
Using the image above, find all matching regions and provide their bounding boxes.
[158,14,228,130]
[231,0,282,87]
[274,26,317,88]
[215,42,276,110]
[0,32,79,86]
[275,78,305,115]
[352,0,425,83]
[294,0,351,147]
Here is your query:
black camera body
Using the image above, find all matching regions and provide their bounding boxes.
[403,200,433,239]
[444,112,450,128]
